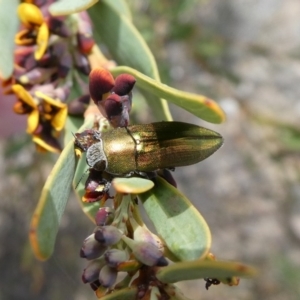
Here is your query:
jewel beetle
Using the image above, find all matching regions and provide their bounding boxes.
[75,121,223,177]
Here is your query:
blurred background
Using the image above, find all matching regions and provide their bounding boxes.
[1,0,300,299]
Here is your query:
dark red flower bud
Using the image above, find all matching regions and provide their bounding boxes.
[104,94,132,127]
[95,207,114,226]
[46,16,71,37]
[77,32,95,54]
[104,94,122,118]
[112,74,136,96]
[68,95,90,116]
[89,68,115,104]
[74,50,91,75]
[58,53,72,78]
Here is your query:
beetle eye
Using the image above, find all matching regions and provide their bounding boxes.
[94,160,106,172]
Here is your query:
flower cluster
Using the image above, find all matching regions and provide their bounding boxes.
[88,67,136,128]
[8,0,94,152]
[80,204,169,298]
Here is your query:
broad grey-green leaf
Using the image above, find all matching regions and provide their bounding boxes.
[29,140,76,260]
[107,0,131,20]
[156,260,257,283]
[88,0,172,121]
[49,0,98,16]
[29,115,95,260]
[0,0,19,80]
[139,177,211,261]
[111,66,226,124]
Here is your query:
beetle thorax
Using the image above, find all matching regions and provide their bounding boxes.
[86,140,108,171]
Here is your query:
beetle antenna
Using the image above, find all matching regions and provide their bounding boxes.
[75,169,89,190]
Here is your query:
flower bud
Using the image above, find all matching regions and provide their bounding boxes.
[18,67,56,85]
[80,233,107,260]
[73,50,91,75]
[67,95,90,116]
[82,258,106,284]
[104,94,122,118]
[122,236,168,267]
[104,94,131,127]
[94,226,122,246]
[77,32,95,54]
[58,52,72,78]
[112,74,136,96]
[133,241,168,266]
[131,219,164,253]
[53,85,71,102]
[82,170,111,203]
[104,249,129,268]
[99,265,117,288]
[89,68,115,104]
[24,54,37,72]
[95,207,114,226]
[46,16,71,37]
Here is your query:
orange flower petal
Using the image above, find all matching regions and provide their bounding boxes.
[12,84,37,108]
[18,3,44,28]
[27,109,40,133]
[32,135,61,153]
[35,22,49,60]
[15,28,36,46]
[51,106,68,131]
[34,90,66,108]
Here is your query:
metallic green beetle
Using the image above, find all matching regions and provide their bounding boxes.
[75,121,223,176]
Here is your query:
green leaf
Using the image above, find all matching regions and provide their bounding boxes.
[0,0,19,80]
[139,177,211,261]
[111,66,226,124]
[112,177,154,194]
[29,140,76,260]
[29,116,95,260]
[156,260,257,283]
[88,0,172,122]
[107,0,131,20]
[49,0,98,16]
